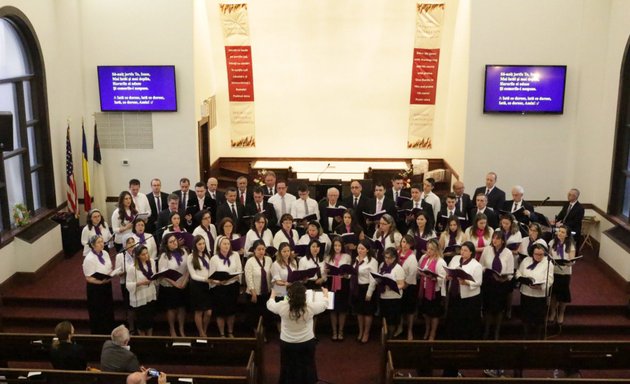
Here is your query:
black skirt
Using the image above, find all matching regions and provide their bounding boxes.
[552,274,572,303]
[419,295,444,318]
[189,280,213,311]
[445,294,482,340]
[135,300,157,331]
[481,273,512,314]
[120,282,131,309]
[328,278,351,313]
[379,297,402,326]
[279,339,318,384]
[519,294,547,326]
[159,285,187,309]
[212,283,240,316]
[351,284,376,315]
[86,281,115,335]
[400,284,418,315]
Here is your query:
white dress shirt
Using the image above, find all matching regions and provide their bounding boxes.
[208,252,242,287]
[290,197,320,220]
[268,193,297,224]
[355,257,378,298]
[132,192,151,215]
[421,191,441,222]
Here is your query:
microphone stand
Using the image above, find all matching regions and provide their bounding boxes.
[316,163,331,182]
[543,253,557,339]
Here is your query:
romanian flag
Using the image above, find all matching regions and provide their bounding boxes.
[65,125,78,214]
[81,123,91,211]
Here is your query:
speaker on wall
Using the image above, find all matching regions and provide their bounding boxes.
[0,112,14,151]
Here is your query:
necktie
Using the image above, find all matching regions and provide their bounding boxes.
[304,199,309,215]
[449,210,453,217]
[563,204,573,221]
[353,197,358,208]
[211,192,216,200]
[156,196,161,212]
[240,192,245,205]
[257,203,262,213]
[395,191,399,200]
[281,196,286,215]
[485,188,490,196]
[231,203,237,218]
[268,187,273,195]
[513,202,519,212]
[182,193,187,208]
[376,199,382,212]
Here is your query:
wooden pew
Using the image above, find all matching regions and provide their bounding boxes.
[0,357,255,383]
[0,318,265,384]
[381,323,630,384]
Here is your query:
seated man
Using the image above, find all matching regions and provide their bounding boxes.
[101,325,141,373]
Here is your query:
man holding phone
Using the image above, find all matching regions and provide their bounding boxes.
[127,368,167,384]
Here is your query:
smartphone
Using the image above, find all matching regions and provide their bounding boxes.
[147,368,160,378]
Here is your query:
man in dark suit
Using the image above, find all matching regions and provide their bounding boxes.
[554,188,585,241]
[469,193,499,229]
[436,193,467,233]
[401,183,435,234]
[501,185,537,235]
[385,175,411,207]
[236,176,253,208]
[146,178,169,234]
[247,187,278,232]
[216,187,247,235]
[452,181,473,220]
[186,181,216,231]
[474,172,506,212]
[366,182,396,235]
[156,193,188,239]
[343,180,373,231]
[206,177,225,206]
[173,177,195,212]
[319,186,343,234]
[263,170,277,197]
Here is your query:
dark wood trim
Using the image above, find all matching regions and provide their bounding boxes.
[198,116,210,183]
[441,158,460,181]
[0,249,64,289]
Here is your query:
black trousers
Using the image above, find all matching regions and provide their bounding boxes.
[279,338,318,384]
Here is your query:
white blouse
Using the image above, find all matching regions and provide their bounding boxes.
[377,263,405,300]
[186,253,212,282]
[243,229,274,258]
[270,260,298,296]
[479,246,514,278]
[208,252,243,287]
[272,229,300,249]
[131,233,158,260]
[244,255,273,295]
[298,256,327,282]
[111,208,134,245]
[82,250,113,278]
[516,256,554,298]
[447,255,483,299]
[126,259,158,307]
[81,224,113,256]
[417,254,448,297]
[157,250,190,287]
[114,251,135,285]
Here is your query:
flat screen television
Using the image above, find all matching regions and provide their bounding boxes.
[483,65,567,114]
[97,65,177,112]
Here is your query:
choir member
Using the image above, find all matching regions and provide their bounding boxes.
[548,225,576,333]
[417,239,447,340]
[436,193,466,234]
[519,223,548,261]
[163,211,186,236]
[173,177,195,212]
[186,181,216,230]
[191,210,217,256]
[420,178,441,223]
[111,191,138,252]
[268,180,297,226]
[479,230,514,341]
[396,234,418,340]
[129,179,150,215]
[156,193,185,236]
[298,239,327,290]
[236,176,253,208]
[438,215,466,262]
[319,187,344,234]
[502,185,537,234]
[146,178,168,234]
[115,236,137,333]
[126,245,158,336]
[209,236,243,337]
[244,213,274,258]
[498,213,523,319]
[273,213,300,250]
[464,213,494,260]
[263,171,277,197]
[385,175,410,203]
[473,172,506,212]
[82,235,115,335]
[157,233,190,337]
[470,193,499,229]
[452,181,472,221]
[244,239,273,333]
[401,184,435,233]
[81,208,112,256]
[131,217,157,260]
[187,235,213,337]
[553,188,585,241]
[373,214,402,257]
[365,182,396,234]
[407,211,437,254]
[248,187,278,232]
[215,217,242,256]
[334,209,366,254]
[298,220,331,256]
[216,187,247,235]
[343,180,373,231]
[324,236,352,341]
[271,242,298,297]
[206,177,225,206]
[378,247,405,339]
[351,240,378,344]
[290,184,320,229]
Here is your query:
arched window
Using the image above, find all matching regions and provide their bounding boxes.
[0,7,55,235]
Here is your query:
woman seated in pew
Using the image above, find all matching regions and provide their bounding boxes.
[373,214,402,260]
[80,208,112,256]
[298,220,332,255]
[244,213,274,258]
[157,233,190,338]
[377,247,406,339]
[115,236,137,334]
[351,239,378,344]
[271,242,298,297]
[216,217,243,256]
[438,216,466,263]
[82,235,115,335]
[187,235,214,337]
[516,243,554,340]
[209,236,243,337]
[126,245,158,336]
[548,224,576,334]
[324,236,352,341]
[50,320,87,370]
[497,213,523,320]
[407,211,437,255]
[245,239,273,334]
[131,217,157,260]
[464,213,493,260]
[443,242,482,377]
[192,210,218,257]
[273,213,300,252]
[417,239,447,341]
[479,231,514,343]
[298,239,327,291]
[334,209,365,255]
[396,234,418,340]
[111,191,138,252]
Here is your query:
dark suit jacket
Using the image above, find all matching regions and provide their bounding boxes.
[216,201,248,235]
[50,341,87,370]
[501,200,538,234]
[318,199,344,234]
[385,188,411,206]
[436,207,467,233]
[237,189,254,208]
[555,201,585,240]
[207,190,226,207]
[156,208,189,241]
[246,200,278,232]
[343,194,373,232]
[469,207,499,230]
[473,186,506,212]
[100,340,140,373]
[365,197,397,234]
[146,192,169,233]
[453,193,473,220]
[173,189,196,211]
[400,199,435,235]
[186,195,217,230]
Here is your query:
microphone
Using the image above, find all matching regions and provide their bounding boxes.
[316,163,332,181]
[539,197,550,207]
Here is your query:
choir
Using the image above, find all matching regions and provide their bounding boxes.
[80,174,583,347]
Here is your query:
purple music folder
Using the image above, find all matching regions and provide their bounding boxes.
[370,272,400,294]
[230,236,246,251]
[151,269,183,281]
[418,267,439,279]
[293,244,309,256]
[326,263,356,276]
[444,267,473,281]
[173,232,194,250]
[287,267,319,283]
[506,242,521,251]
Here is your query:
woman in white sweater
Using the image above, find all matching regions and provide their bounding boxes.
[126,245,158,336]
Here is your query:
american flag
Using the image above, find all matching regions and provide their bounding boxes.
[66,125,78,214]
